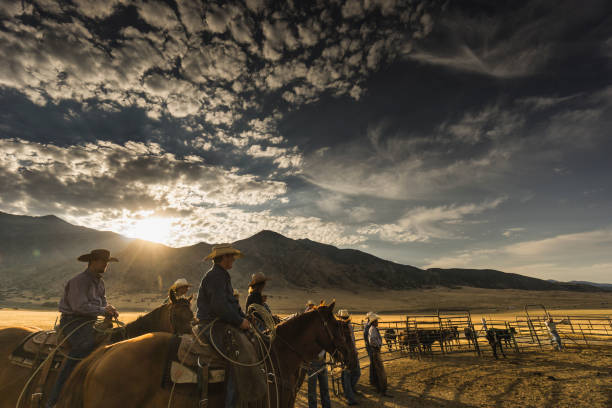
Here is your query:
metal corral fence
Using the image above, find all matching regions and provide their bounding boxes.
[350,305,612,364]
[329,305,612,394]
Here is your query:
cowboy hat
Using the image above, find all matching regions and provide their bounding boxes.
[249,272,270,287]
[203,243,243,261]
[77,249,118,263]
[170,278,191,290]
[337,309,350,319]
[306,299,315,306]
[369,313,381,322]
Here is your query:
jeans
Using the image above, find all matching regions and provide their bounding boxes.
[550,331,563,350]
[46,315,97,407]
[341,368,358,404]
[225,367,237,408]
[307,360,331,408]
[365,346,378,386]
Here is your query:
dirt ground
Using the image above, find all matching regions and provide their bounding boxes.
[1,307,611,407]
[295,348,612,408]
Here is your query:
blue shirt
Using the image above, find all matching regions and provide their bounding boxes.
[196,264,244,326]
[58,269,107,317]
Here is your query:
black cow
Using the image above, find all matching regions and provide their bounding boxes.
[383,328,397,351]
[485,328,516,359]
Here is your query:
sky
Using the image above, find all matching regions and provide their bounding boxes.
[0,0,611,283]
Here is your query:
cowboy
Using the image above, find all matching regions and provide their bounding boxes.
[363,311,378,387]
[164,278,191,303]
[196,243,250,408]
[306,304,331,408]
[337,309,360,406]
[45,249,119,408]
[245,272,271,312]
[545,317,567,351]
[367,314,392,397]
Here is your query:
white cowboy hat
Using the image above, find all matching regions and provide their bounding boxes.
[369,313,381,322]
[249,272,270,287]
[337,309,350,319]
[170,278,191,290]
[203,243,243,261]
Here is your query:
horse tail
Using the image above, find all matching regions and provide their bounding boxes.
[57,345,110,407]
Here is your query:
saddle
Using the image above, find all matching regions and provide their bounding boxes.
[166,323,268,407]
[9,330,67,370]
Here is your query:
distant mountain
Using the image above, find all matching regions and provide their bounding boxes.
[556,280,612,289]
[0,212,607,298]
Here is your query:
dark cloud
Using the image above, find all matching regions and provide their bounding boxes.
[0,0,611,281]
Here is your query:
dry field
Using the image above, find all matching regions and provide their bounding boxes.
[2,292,612,408]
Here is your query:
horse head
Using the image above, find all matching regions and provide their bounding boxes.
[311,300,352,366]
[164,294,195,334]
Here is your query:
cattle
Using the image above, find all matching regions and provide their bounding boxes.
[485,327,517,359]
[397,327,459,355]
[383,328,397,351]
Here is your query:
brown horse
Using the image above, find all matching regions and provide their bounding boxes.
[56,301,351,408]
[0,294,194,408]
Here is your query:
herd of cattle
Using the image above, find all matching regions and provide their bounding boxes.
[382,327,518,359]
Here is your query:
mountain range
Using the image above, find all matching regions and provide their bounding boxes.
[0,211,607,300]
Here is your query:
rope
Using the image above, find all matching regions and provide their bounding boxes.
[15,316,123,408]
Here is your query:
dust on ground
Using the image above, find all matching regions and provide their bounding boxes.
[295,348,612,408]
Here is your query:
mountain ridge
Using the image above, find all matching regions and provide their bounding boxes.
[0,212,607,298]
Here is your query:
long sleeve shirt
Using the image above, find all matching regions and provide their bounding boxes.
[196,264,245,326]
[58,269,107,317]
[368,324,383,349]
[363,322,372,349]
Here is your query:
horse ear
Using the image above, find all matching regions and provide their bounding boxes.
[169,290,177,304]
[329,300,336,311]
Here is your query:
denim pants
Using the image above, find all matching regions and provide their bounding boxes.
[46,315,97,407]
[366,346,378,386]
[550,331,563,350]
[307,360,331,408]
[225,367,237,408]
[341,368,358,404]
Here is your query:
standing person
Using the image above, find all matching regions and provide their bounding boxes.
[337,309,360,406]
[164,278,191,303]
[545,316,567,351]
[363,311,378,387]
[45,249,119,408]
[196,243,251,408]
[307,350,332,408]
[368,314,392,397]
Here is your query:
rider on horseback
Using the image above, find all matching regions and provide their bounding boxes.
[45,249,119,408]
[196,243,251,408]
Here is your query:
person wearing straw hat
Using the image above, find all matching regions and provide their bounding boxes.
[337,309,360,406]
[245,272,271,312]
[367,314,392,397]
[305,299,316,312]
[363,311,378,387]
[196,243,250,408]
[164,278,192,304]
[46,249,120,408]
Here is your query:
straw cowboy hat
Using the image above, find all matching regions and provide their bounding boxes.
[249,272,270,287]
[365,311,375,321]
[306,299,315,307]
[337,309,350,319]
[203,243,243,261]
[369,313,381,322]
[77,249,118,263]
[170,278,191,290]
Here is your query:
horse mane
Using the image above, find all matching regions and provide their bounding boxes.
[57,345,110,407]
[275,304,330,335]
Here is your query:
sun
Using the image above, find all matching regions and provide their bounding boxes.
[124,217,173,244]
